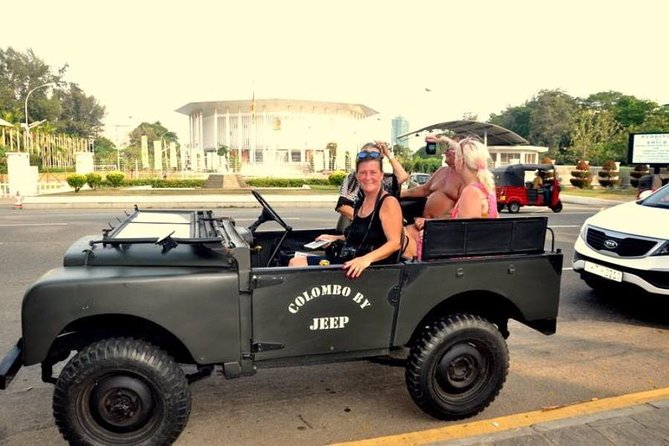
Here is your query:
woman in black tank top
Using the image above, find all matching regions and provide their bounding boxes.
[289,150,407,278]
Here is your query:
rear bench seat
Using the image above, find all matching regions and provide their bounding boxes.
[421,217,548,261]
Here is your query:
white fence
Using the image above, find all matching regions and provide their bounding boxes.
[1,181,71,197]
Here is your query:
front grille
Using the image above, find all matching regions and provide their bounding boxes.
[586,227,659,257]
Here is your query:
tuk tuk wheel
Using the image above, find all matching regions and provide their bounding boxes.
[550,200,563,213]
[507,202,521,213]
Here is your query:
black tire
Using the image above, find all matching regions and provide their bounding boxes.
[550,200,563,213]
[496,203,505,213]
[405,314,509,420]
[53,338,191,446]
[507,202,521,213]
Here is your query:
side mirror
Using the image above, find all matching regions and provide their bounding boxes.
[425,141,437,155]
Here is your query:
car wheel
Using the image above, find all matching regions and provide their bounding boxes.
[53,338,191,446]
[405,314,509,420]
[550,200,563,213]
[507,202,521,213]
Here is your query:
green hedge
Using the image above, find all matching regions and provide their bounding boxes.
[246,177,334,187]
[122,179,206,188]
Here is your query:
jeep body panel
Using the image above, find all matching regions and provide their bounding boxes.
[21,266,241,365]
[393,253,562,344]
[250,266,402,361]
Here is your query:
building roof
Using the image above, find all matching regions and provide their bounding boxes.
[398,120,529,146]
[175,99,378,117]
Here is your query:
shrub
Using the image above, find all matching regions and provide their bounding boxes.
[328,170,348,186]
[570,160,592,189]
[66,174,87,192]
[106,171,125,187]
[602,160,618,171]
[597,160,619,188]
[85,172,102,190]
[629,164,651,187]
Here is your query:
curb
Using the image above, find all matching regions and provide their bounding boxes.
[11,193,630,210]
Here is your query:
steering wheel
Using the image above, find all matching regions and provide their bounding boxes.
[248,190,291,232]
[249,191,292,266]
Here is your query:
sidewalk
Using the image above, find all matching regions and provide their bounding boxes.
[334,387,669,446]
[12,191,629,209]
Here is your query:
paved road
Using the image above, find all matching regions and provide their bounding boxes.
[0,204,667,445]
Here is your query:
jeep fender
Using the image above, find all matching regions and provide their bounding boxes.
[21,266,241,366]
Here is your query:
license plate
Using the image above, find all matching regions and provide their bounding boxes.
[584,261,623,282]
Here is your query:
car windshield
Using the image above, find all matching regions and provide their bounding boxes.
[641,184,669,209]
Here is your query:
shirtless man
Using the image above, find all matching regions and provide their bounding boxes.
[401,134,464,230]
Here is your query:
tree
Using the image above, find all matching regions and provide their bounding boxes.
[568,109,620,165]
[93,136,116,164]
[0,47,105,138]
[56,83,105,137]
[526,90,578,149]
[489,106,531,140]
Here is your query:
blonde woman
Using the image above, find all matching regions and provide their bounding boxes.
[449,137,498,219]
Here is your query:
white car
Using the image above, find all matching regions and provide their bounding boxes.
[573,183,669,296]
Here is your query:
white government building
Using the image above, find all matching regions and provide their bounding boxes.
[176,99,380,176]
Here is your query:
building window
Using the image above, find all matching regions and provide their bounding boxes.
[255,150,263,163]
[291,150,301,163]
[500,153,521,165]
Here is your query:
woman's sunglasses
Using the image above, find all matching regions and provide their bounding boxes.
[357,150,382,160]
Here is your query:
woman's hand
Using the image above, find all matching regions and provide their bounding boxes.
[343,255,372,279]
[414,217,426,230]
[315,234,344,246]
[374,141,392,158]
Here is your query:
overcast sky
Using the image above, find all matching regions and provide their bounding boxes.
[5,0,668,144]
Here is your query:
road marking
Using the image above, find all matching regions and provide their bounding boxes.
[332,387,669,446]
[563,267,574,271]
[0,223,68,227]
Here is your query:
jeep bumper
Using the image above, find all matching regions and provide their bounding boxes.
[0,340,23,389]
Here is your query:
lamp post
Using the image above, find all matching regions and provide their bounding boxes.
[24,82,56,151]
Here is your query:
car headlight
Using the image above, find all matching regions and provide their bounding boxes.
[578,224,588,241]
[652,241,669,256]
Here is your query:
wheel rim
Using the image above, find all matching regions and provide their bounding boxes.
[78,373,162,441]
[91,375,154,432]
[434,342,488,398]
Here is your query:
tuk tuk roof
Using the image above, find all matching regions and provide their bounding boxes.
[492,163,555,187]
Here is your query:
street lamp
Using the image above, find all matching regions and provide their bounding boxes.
[24,82,56,151]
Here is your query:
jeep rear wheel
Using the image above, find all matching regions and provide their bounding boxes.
[53,338,191,446]
[405,314,508,420]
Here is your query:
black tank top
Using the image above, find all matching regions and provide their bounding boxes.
[346,194,399,264]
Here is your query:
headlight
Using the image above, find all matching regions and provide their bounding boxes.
[652,241,669,256]
[578,224,588,241]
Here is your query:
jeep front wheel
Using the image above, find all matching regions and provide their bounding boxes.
[53,338,191,446]
[405,314,508,420]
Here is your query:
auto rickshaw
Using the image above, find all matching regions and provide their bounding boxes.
[493,163,562,213]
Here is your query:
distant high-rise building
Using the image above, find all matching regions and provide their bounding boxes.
[391,116,409,147]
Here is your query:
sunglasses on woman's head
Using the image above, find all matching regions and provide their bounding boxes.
[357,150,382,160]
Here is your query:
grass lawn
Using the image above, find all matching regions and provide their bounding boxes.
[560,186,637,201]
